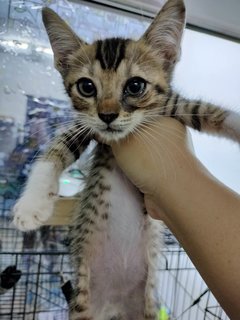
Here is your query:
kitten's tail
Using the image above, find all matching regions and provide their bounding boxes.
[161,92,240,143]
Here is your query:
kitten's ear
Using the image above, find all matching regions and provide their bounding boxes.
[142,0,186,71]
[42,8,84,72]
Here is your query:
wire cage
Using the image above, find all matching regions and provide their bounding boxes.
[0,194,71,320]
[158,243,229,320]
[0,192,229,320]
[0,252,70,320]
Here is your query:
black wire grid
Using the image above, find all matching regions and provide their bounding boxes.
[0,196,71,320]
[0,251,69,320]
[0,194,229,320]
[158,244,229,320]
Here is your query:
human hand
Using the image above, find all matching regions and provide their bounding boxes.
[112,117,195,219]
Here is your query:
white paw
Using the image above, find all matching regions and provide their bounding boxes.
[13,161,59,231]
[13,194,56,231]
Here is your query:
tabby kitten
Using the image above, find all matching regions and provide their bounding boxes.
[13,0,240,319]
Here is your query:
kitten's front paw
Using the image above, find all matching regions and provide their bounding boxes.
[13,194,56,231]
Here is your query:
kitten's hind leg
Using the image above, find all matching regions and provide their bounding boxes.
[144,217,164,320]
[70,258,92,320]
[13,125,92,231]
[69,144,114,320]
[67,198,94,320]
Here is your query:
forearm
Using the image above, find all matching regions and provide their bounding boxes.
[151,152,240,319]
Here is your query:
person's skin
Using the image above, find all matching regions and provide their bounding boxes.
[111,117,240,320]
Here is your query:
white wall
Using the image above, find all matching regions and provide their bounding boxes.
[173,29,240,193]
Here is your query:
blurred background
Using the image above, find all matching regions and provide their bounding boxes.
[0,0,239,319]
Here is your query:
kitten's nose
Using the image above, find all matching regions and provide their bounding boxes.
[98,112,119,124]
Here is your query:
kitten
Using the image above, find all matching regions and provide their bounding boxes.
[13,0,240,319]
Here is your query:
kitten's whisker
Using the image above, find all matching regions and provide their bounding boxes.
[141,118,186,137]
[137,125,178,181]
[16,119,80,165]
[139,122,194,173]
[45,125,91,167]
[134,127,168,181]
[26,119,78,138]
[141,117,185,136]
[140,121,184,148]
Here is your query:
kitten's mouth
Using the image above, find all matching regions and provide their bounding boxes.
[96,126,126,142]
[99,125,123,133]
[106,127,122,133]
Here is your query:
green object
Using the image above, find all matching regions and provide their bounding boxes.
[158,306,169,320]
[62,179,71,184]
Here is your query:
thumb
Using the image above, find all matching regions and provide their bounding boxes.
[111,134,152,193]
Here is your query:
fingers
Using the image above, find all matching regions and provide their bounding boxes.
[112,118,190,194]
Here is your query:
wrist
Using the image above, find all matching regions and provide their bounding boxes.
[148,151,212,217]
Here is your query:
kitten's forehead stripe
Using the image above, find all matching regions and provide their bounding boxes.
[95,38,127,70]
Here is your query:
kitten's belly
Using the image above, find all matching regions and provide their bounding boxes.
[90,164,146,314]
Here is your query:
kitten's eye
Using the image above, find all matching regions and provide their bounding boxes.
[77,78,96,97]
[124,77,146,97]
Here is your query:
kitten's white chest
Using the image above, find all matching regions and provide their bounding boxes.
[105,165,146,277]
[90,165,146,315]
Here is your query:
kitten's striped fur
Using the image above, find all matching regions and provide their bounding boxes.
[13,0,240,319]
